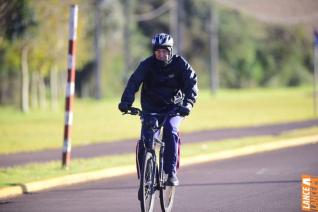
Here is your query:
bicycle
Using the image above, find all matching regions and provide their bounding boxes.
[123,107,178,212]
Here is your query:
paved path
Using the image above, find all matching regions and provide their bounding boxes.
[1,142,317,211]
[0,119,317,168]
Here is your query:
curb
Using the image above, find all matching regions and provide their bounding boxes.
[181,134,318,166]
[0,165,135,200]
[1,134,318,200]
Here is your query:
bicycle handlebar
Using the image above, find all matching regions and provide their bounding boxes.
[122,106,180,117]
[122,107,142,116]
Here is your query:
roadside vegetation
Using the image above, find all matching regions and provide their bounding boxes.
[0,86,315,154]
[0,1,313,111]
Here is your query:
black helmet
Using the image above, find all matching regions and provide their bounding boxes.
[152,33,174,53]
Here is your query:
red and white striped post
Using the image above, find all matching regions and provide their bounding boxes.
[62,5,78,168]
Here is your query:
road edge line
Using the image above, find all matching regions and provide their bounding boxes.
[1,134,317,200]
[181,135,318,166]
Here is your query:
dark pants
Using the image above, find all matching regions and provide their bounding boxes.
[136,114,183,178]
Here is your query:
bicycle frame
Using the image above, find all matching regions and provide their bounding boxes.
[154,137,165,189]
[123,107,178,212]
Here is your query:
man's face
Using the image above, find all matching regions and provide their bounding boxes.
[154,48,170,62]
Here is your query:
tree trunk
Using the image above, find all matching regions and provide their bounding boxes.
[50,66,58,111]
[209,4,219,94]
[31,72,38,109]
[21,46,29,113]
[171,0,184,55]
[38,73,46,109]
[59,71,67,99]
[0,72,8,104]
[94,0,102,99]
[169,0,177,44]
[123,0,132,84]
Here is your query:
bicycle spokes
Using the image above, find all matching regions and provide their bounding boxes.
[141,152,156,212]
[160,186,176,212]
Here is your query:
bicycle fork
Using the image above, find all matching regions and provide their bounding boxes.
[155,138,165,188]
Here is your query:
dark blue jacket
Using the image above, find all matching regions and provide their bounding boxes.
[120,55,198,113]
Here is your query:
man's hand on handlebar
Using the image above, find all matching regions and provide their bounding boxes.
[119,103,141,116]
[177,105,190,117]
[127,107,141,115]
[118,102,131,113]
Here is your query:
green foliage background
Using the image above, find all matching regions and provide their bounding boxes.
[0,0,315,107]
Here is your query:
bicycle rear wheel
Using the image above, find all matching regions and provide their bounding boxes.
[140,152,156,212]
[159,184,176,212]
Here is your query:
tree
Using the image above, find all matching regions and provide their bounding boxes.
[28,0,91,109]
[257,26,312,86]
[0,0,37,112]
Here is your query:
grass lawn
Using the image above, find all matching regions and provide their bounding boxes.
[0,86,316,154]
[1,126,317,188]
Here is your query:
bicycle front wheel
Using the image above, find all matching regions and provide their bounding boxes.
[140,152,156,212]
[160,185,176,212]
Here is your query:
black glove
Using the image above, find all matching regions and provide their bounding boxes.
[178,106,190,116]
[118,102,130,113]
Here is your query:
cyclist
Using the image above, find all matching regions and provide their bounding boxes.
[118,33,198,186]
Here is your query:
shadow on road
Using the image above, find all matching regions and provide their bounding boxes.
[44,179,300,194]
[179,179,300,188]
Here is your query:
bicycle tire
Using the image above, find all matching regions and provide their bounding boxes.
[140,152,156,212]
[159,184,176,212]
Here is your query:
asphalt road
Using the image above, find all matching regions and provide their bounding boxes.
[1,119,318,168]
[1,143,317,212]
